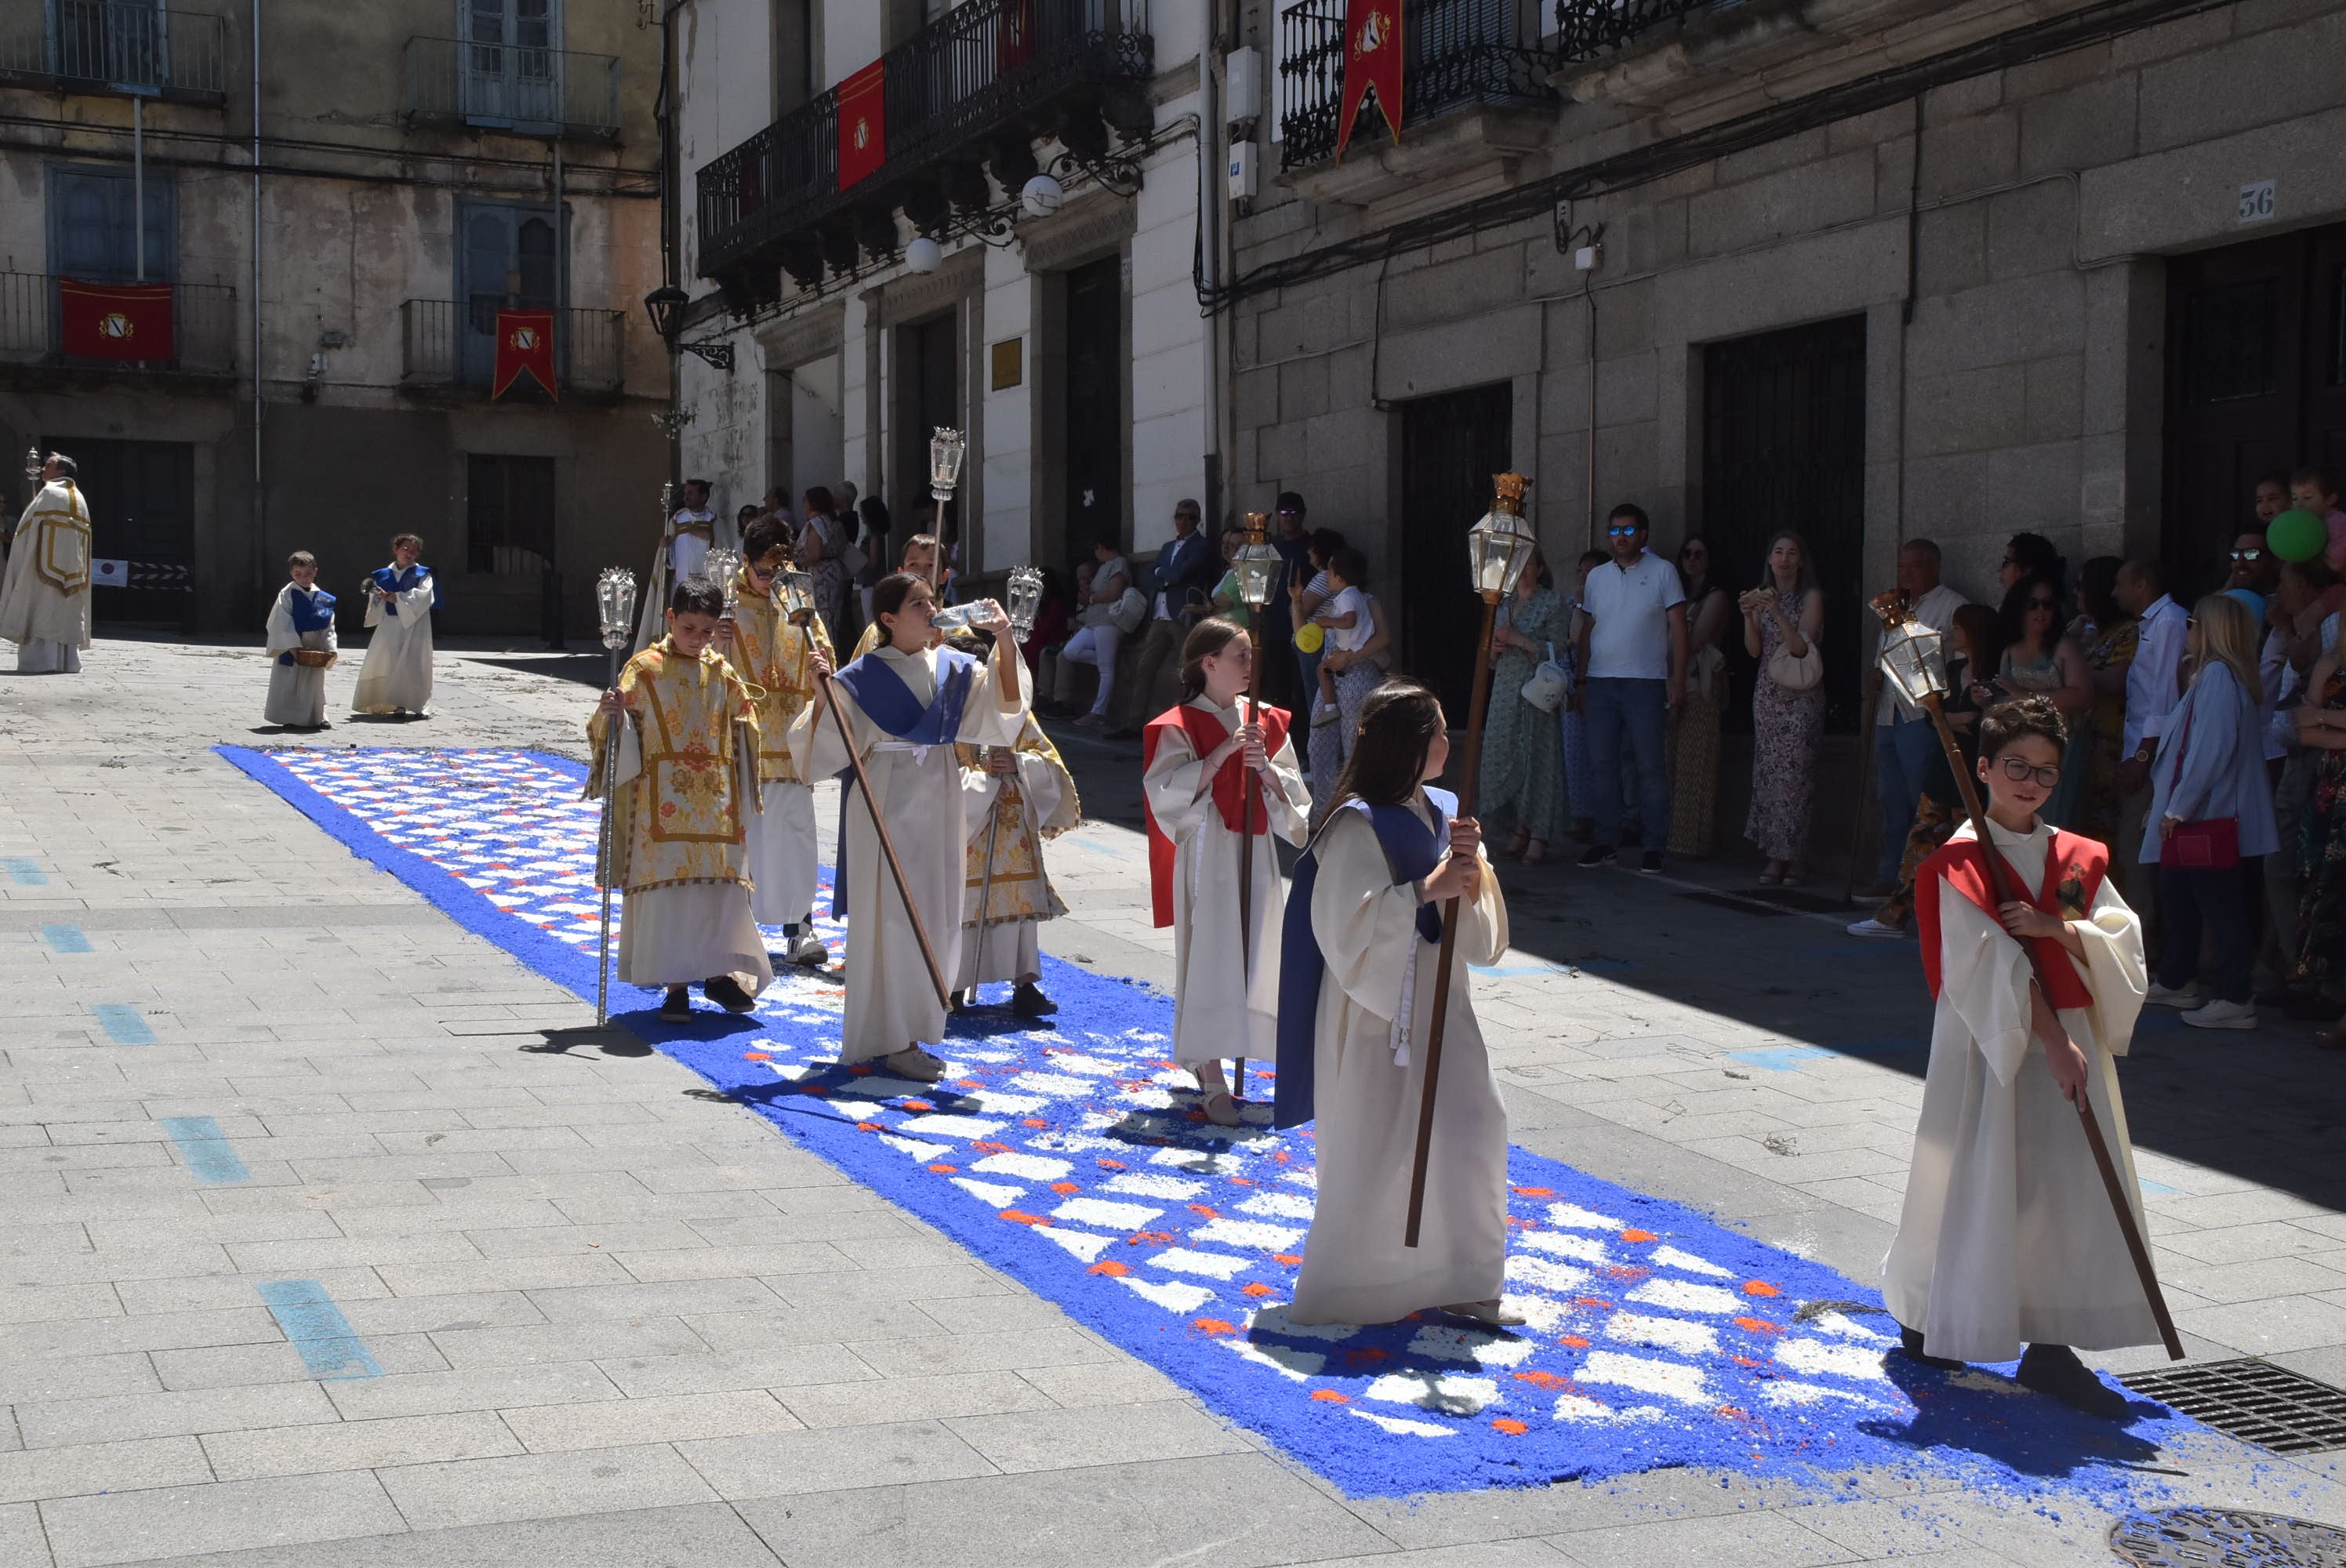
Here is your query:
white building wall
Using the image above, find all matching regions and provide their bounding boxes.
[823,5,883,91]
[981,241,1035,568]
[677,2,777,282]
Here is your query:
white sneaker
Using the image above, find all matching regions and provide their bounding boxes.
[2181,998,2257,1030]
[2145,982,2205,1009]
[785,931,829,967]
[881,1046,947,1083]
[1847,918,1904,939]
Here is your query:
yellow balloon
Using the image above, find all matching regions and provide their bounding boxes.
[1294,621,1325,654]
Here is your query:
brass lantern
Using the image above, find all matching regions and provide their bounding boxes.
[1872,589,1948,709]
[704,547,742,615]
[775,557,819,628]
[1231,510,1284,611]
[595,567,638,653]
[1005,564,1045,641]
[928,426,968,503]
[1465,472,1537,600]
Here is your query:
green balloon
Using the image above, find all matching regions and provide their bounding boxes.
[2268,507,2328,563]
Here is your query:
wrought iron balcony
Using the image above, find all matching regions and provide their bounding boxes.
[0,1,231,103]
[1277,0,1555,172]
[401,37,623,141]
[398,300,625,397]
[1555,0,1734,61]
[696,0,1153,290]
[0,272,236,378]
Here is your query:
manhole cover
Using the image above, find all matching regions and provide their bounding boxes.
[2110,1507,2346,1566]
[2123,1358,2346,1453]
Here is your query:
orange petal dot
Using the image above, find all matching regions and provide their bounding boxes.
[1732,1316,1783,1335]
[848,1064,873,1074]
[1619,1229,1657,1243]
[927,1163,956,1174]
[1048,1181,1080,1194]
[1513,1370,1568,1389]
[1022,1117,1049,1128]
[1088,1260,1130,1276]
[1510,1185,1555,1197]
[957,1078,982,1088]
[1557,1334,1591,1349]
[1242,1282,1275,1297]
[1272,1253,1304,1266]
[1309,1389,1350,1403]
[1192,1318,1237,1336]
[900,1099,934,1112]
[855,1120,881,1132]
[1742,1279,1781,1297]
[998,1210,1048,1225]
[1098,1159,1128,1170]
[742,1051,772,1062]
[1491,1417,1529,1436]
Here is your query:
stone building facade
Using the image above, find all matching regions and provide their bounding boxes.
[1229,0,2346,731]
[0,0,669,638]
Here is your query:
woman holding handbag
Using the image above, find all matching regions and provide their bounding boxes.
[2143,592,2279,1029]
[1741,531,1826,886]
[1477,545,1567,864]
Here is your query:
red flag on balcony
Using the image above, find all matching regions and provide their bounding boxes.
[837,60,887,191]
[59,278,173,361]
[1335,0,1405,160]
[492,309,558,401]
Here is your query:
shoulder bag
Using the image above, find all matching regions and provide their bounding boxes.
[2161,693,2241,869]
[1520,642,1570,713]
[1767,618,1823,692]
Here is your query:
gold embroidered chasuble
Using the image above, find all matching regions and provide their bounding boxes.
[958,716,1080,927]
[586,637,761,895]
[724,569,832,785]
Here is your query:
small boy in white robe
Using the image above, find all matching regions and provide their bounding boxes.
[721,516,833,967]
[263,551,336,728]
[1886,694,2155,1418]
[350,533,436,717]
[954,706,1080,1016]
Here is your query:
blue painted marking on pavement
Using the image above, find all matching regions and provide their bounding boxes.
[254,1279,383,1381]
[42,924,92,953]
[2136,1177,2180,1196]
[1728,1044,1833,1073]
[158,1117,251,1185]
[91,1005,154,1044]
[2,858,45,885]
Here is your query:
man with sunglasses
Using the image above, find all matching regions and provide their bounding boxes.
[1571,503,1687,874]
[1255,492,1313,709]
[2225,532,2278,619]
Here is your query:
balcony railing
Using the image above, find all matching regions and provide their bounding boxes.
[398,300,625,396]
[0,271,236,376]
[0,2,230,103]
[401,36,622,140]
[697,0,1153,278]
[1555,0,1735,61]
[1277,0,1556,171]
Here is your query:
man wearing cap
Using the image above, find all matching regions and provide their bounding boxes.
[1110,498,1218,739]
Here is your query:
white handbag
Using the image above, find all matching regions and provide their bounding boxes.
[1107,586,1148,635]
[1520,642,1570,713]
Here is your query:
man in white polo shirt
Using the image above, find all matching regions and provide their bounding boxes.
[1571,503,1687,874]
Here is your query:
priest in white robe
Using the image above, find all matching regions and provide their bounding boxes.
[0,453,93,673]
[263,553,337,728]
[792,574,1030,1083]
[1281,681,1509,1327]
[956,711,1080,1016]
[350,535,435,717]
[1140,619,1308,1126]
[721,519,833,967]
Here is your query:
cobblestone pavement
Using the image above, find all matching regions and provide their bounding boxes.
[0,633,2341,1566]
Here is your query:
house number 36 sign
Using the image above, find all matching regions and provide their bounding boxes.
[2239,180,2278,225]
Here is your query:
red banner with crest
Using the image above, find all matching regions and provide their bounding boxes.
[60,278,174,361]
[1335,0,1404,160]
[492,309,558,401]
[837,60,887,190]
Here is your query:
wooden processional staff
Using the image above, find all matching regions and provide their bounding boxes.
[1404,476,1539,1248]
[1228,515,1287,1101]
[1872,593,2184,1360]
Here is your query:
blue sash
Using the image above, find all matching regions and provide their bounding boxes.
[372,564,430,618]
[827,646,982,920]
[1272,786,1454,1130]
[289,586,336,634]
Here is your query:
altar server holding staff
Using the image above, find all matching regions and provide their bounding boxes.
[956,710,1079,1015]
[723,517,833,967]
[350,533,436,717]
[263,551,336,728]
[1279,682,1514,1328]
[587,576,771,1021]
[794,572,1032,1083]
[1141,619,1309,1127]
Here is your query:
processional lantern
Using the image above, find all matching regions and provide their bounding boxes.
[596,567,637,653]
[704,547,742,615]
[1465,473,1538,600]
[775,558,819,628]
[1232,510,1283,611]
[928,426,968,505]
[1872,590,1949,709]
[1005,564,1044,641]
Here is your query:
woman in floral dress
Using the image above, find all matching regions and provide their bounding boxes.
[1740,532,1826,885]
[1479,547,1567,862]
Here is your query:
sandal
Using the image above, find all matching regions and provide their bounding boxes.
[1502,831,1531,860]
[1522,840,1547,866]
[1200,1089,1241,1128]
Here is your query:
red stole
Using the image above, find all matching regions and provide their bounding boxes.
[1142,701,1292,929]
[1916,828,2106,1010]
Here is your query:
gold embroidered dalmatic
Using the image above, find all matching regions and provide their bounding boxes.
[958,717,1080,927]
[724,569,832,785]
[586,637,761,894]
[0,477,93,649]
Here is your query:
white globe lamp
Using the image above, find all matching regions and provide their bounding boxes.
[904,235,944,274]
[1020,174,1065,219]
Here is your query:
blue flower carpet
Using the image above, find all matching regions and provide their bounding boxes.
[220,744,2221,1507]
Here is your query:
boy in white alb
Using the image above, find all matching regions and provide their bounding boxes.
[263,551,337,728]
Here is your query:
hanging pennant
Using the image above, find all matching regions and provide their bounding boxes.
[59,278,174,361]
[1334,0,1404,160]
[837,60,887,190]
[492,309,559,400]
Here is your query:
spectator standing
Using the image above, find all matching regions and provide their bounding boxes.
[2072,557,2139,860]
[796,486,851,646]
[1479,546,1567,864]
[1993,575,2092,828]
[1740,531,1826,885]
[1111,499,1218,739]
[1865,539,1967,897]
[2255,472,2291,528]
[2291,631,2346,1039]
[2257,559,2334,1004]
[2114,559,2189,911]
[2142,593,2279,1029]
[1051,535,1134,726]
[1572,503,1687,875]
[1289,527,1344,717]
[2292,466,2346,574]
[1667,535,1731,858]
[1999,532,2066,596]
[855,496,892,630]
[1259,493,1312,709]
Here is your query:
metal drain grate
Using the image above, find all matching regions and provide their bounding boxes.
[2110,1506,2346,1566]
[2122,1359,2346,1453]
